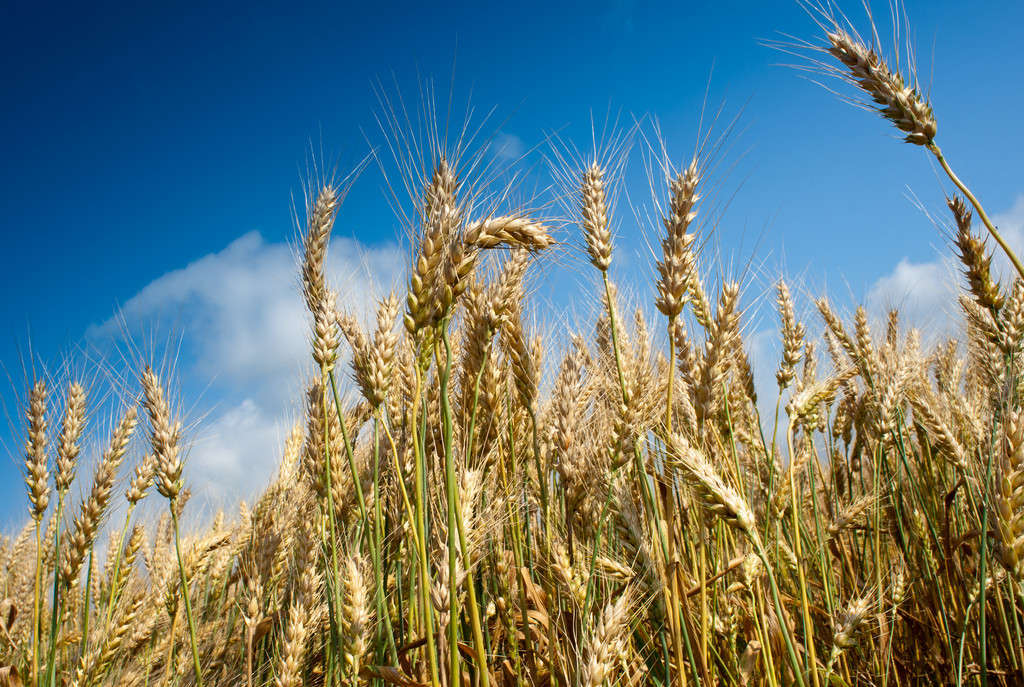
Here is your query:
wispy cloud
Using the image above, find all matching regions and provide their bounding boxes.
[859,194,1024,341]
[744,195,1024,449]
[86,230,403,511]
[487,133,526,162]
[865,257,957,339]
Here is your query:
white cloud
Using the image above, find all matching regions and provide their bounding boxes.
[188,398,291,506]
[488,133,525,162]
[86,230,404,513]
[855,194,1024,343]
[866,257,957,340]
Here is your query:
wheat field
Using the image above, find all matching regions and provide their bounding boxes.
[2,7,1023,687]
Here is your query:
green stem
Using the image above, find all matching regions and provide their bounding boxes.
[328,372,368,527]
[327,371,399,668]
[787,421,820,687]
[928,142,1024,281]
[754,538,807,687]
[171,504,204,687]
[372,419,399,665]
[410,366,441,687]
[32,520,42,687]
[441,324,490,687]
[601,271,697,686]
[666,319,676,434]
[601,273,628,403]
[581,480,616,621]
[43,493,69,687]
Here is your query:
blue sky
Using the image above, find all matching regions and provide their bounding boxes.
[2,0,1023,529]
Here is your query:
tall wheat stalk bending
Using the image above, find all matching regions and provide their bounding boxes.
[808,15,1024,681]
[815,17,1024,281]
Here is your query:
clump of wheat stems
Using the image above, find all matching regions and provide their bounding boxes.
[2,6,1024,687]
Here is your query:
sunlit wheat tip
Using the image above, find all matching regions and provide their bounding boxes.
[655,158,700,319]
[950,195,1004,312]
[142,367,184,500]
[826,28,937,145]
[24,379,50,521]
[776,281,805,389]
[580,162,613,271]
[302,184,340,314]
[55,382,86,494]
[667,434,757,535]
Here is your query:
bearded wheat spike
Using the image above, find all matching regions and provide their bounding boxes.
[825,28,936,146]
[502,301,540,414]
[580,589,634,687]
[549,541,587,607]
[341,555,372,676]
[125,453,157,505]
[827,493,876,538]
[815,9,1024,284]
[655,158,700,319]
[786,367,854,425]
[142,367,183,501]
[464,216,554,251]
[107,524,146,607]
[695,281,740,425]
[667,434,757,536]
[459,250,529,445]
[827,595,874,672]
[350,293,401,408]
[61,406,138,588]
[442,215,552,319]
[407,158,458,336]
[853,306,878,378]
[580,162,613,271]
[71,587,145,687]
[950,195,1005,313]
[302,184,340,314]
[55,382,86,495]
[311,290,341,373]
[1001,280,1024,355]
[816,298,859,365]
[890,561,909,606]
[552,336,586,497]
[276,522,318,687]
[776,281,805,390]
[907,390,968,470]
[24,380,50,521]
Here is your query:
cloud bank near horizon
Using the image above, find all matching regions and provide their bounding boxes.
[85,230,403,510]
[862,194,1024,339]
[82,195,1024,513]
